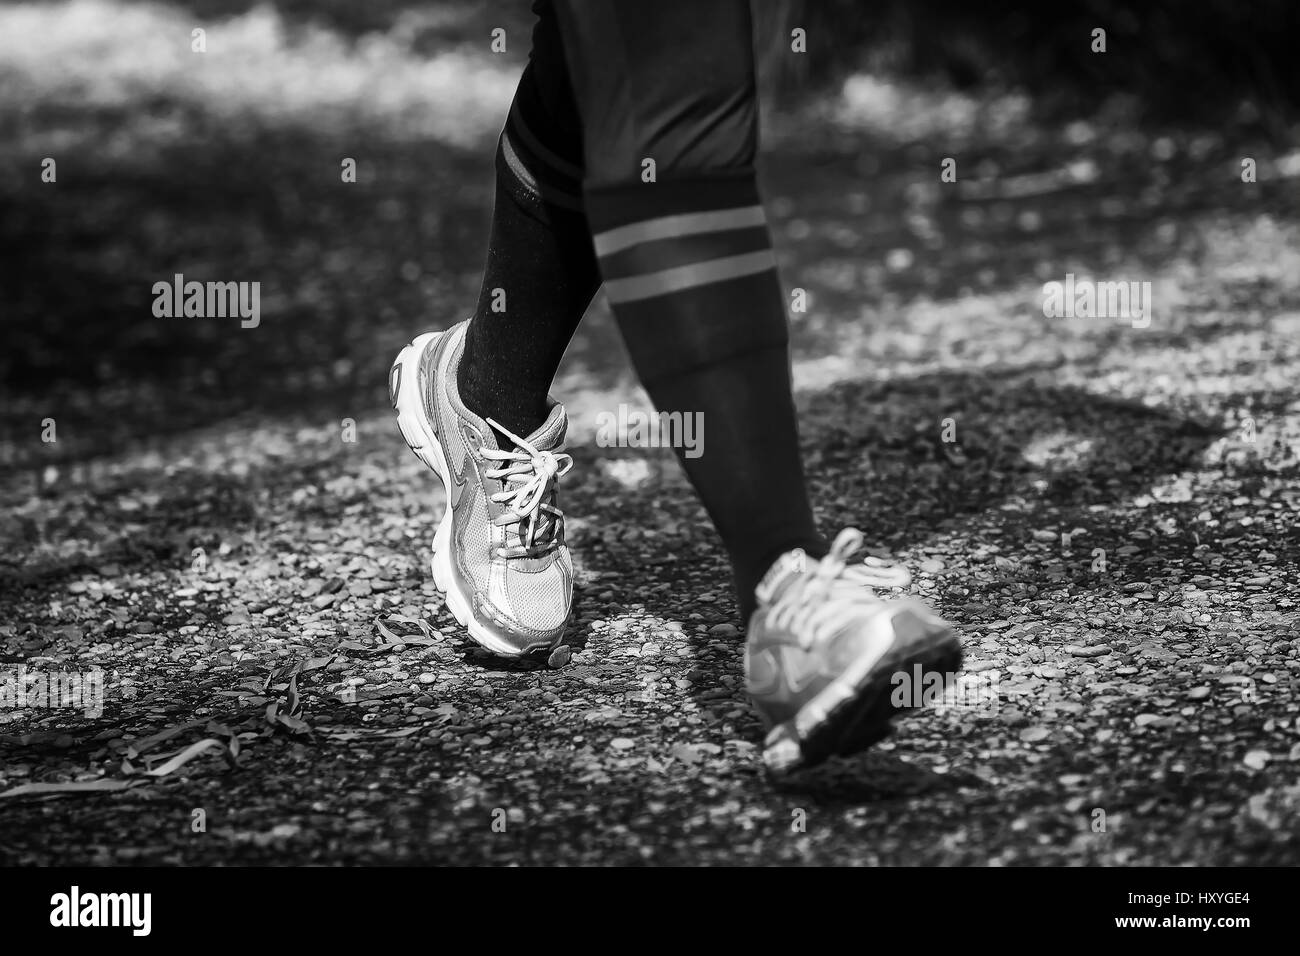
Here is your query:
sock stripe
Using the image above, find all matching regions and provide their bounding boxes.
[499,130,584,211]
[593,204,767,257]
[598,225,772,280]
[603,249,777,304]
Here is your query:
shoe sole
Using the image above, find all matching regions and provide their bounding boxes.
[391,331,539,658]
[761,608,963,775]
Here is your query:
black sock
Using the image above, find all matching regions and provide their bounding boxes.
[584,175,827,621]
[457,97,601,442]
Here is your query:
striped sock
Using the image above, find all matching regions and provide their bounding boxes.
[457,92,601,443]
[584,176,827,620]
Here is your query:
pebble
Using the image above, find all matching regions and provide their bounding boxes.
[547,645,572,668]
[1186,686,1211,700]
[609,738,636,751]
[671,744,701,764]
[1243,750,1270,770]
[708,623,739,637]
[1067,644,1111,658]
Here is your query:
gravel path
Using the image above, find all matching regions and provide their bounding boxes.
[2,11,1298,863]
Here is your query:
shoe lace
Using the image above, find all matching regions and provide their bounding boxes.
[481,417,573,559]
[767,528,912,648]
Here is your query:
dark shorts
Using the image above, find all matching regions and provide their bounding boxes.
[512,0,759,193]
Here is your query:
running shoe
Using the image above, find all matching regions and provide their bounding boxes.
[390,320,574,656]
[745,528,962,772]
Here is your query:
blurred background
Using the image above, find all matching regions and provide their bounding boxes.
[1,0,1297,478]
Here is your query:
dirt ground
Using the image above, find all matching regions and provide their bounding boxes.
[2,1,1298,864]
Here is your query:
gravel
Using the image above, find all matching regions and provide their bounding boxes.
[2,87,1299,865]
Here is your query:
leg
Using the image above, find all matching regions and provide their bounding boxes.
[456,0,602,442]
[551,1,961,773]
[551,0,826,620]
[389,2,594,656]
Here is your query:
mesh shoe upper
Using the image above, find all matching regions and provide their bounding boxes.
[745,528,950,727]
[421,322,574,642]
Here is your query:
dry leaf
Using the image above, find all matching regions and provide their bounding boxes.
[276,713,313,736]
[125,720,205,759]
[0,730,80,746]
[143,739,227,777]
[0,779,139,799]
[336,640,382,654]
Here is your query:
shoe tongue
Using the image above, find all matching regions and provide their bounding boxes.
[502,404,567,556]
[520,402,567,453]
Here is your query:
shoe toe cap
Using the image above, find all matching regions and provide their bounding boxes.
[474,561,573,652]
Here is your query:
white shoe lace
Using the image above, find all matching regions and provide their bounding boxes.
[482,417,573,558]
[766,528,912,648]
